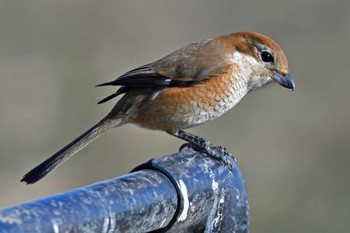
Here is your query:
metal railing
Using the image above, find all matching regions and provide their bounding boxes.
[0,149,249,232]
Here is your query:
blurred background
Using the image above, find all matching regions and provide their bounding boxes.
[1,1,349,232]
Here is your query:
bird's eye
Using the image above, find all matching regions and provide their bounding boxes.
[261,51,274,63]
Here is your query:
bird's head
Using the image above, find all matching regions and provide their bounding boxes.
[222,32,295,92]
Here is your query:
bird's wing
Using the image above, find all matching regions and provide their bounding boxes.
[97,39,231,103]
[96,65,174,87]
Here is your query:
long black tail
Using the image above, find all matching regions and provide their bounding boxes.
[21,117,120,184]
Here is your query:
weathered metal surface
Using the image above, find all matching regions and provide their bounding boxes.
[0,149,248,232]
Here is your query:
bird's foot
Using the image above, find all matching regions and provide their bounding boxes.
[179,141,235,171]
[171,130,235,171]
[204,142,235,171]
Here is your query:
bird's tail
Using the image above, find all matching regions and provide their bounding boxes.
[21,116,121,184]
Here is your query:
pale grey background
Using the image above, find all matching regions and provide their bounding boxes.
[1,1,349,232]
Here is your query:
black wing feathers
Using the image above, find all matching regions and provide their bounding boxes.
[97,87,129,104]
[96,65,175,104]
[96,65,172,87]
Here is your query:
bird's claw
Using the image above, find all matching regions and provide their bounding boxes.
[205,144,235,171]
[179,142,236,171]
[179,142,195,152]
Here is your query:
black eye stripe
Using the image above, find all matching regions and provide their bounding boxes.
[261,51,274,63]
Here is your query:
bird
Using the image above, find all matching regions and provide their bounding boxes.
[21,32,295,184]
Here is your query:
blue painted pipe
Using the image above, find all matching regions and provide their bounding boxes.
[0,149,249,232]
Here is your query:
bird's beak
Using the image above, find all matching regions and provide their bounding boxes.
[272,70,295,91]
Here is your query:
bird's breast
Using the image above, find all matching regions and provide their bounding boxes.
[129,73,248,131]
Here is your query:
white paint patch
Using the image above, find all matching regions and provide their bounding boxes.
[0,215,22,224]
[159,218,167,228]
[178,180,189,222]
[102,216,111,233]
[219,195,225,204]
[236,193,240,200]
[53,223,59,233]
[211,179,218,191]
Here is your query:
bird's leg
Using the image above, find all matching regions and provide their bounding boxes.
[168,129,235,170]
[171,129,226,154]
